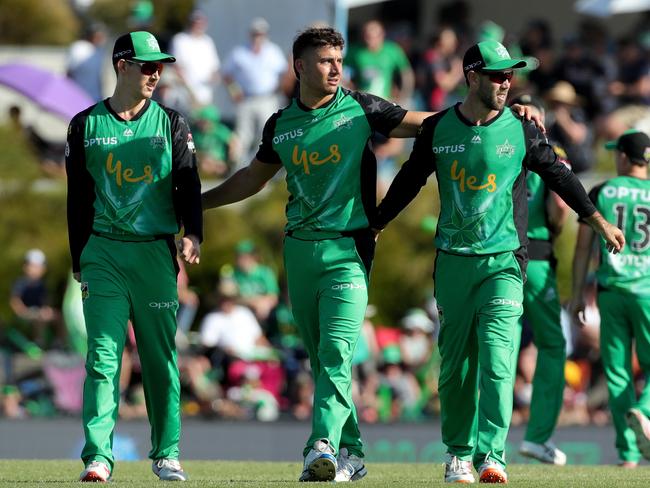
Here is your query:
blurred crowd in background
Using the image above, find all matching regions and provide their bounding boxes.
[1,0,649,428]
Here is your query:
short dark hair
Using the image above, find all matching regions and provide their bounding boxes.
[292,27,344,79]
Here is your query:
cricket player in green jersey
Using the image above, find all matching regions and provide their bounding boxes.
[372,40,625,483]
[202,26,425,482]
[572,130,650,467]
[202,28,539,483]
[66,31,202,482]
[510,95,570,466]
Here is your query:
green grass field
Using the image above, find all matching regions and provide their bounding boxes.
[0,460,649,487]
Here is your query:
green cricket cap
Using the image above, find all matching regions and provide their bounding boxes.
[463,40,528,76]
[112,31,175,64]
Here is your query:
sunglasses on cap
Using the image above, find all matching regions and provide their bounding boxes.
[125,59,164,76]
[481,71,513,84]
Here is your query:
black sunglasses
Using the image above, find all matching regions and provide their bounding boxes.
[125,59,164,76]
[482,71,513,84]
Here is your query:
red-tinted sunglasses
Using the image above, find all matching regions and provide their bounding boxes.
[482,71,513,84]
[125,59,164,76]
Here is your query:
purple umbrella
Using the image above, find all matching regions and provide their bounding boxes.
[0,62,95,121]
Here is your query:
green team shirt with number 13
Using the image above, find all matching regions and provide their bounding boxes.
[589,176,650,296]
[255,87,406,232]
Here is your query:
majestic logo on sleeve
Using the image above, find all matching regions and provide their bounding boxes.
[187,132,196,153]
[496,139,515,158]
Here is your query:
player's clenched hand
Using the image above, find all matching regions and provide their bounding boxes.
[597,220,625,254]
[511,103,546,133]
[178,234,201,264]
[585,212,625,254]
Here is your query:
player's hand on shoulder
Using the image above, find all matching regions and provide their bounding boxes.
[512,104,546,133]
[178,234,201,264]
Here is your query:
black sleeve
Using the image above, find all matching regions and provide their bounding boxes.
[65,108,96,273]
[254,110,284,165]
[522,120,596,219]
[167,108,203,242]
[578,183,605,223]
[347,89,408,137]
[373,112,441,229]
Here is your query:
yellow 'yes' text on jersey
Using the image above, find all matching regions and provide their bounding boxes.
[450,160,497,193]
[105,152,153,187]
[291,144,342,175]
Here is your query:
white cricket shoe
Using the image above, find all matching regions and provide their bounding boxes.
[79,461,111,482]
[334,448,367,482]
[626,408,650,461]
[477,458,507,483]
[298,438,337,482]
[444,454,475,483]
[152,458,188,481]
[519,440,567,465]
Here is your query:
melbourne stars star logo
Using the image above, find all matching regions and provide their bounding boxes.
[94,192,143,234]
[438,201,487,249]
[496,139,515,158]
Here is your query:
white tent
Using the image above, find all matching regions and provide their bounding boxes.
[575,0,650,17]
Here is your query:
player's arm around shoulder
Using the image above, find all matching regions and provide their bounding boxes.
[202,158,282,210]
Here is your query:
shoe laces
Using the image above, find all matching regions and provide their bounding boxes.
[314,438,334,455]
[156,458,182,471]
[448,455,471,474]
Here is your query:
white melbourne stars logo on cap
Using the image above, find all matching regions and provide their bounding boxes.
[146,35,159,51]
[495,45,509,59]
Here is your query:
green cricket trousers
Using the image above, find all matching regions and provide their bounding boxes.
[598,290,650,462]
[521,259,566,444]
[284,230,372,458]
[435,251,524,469]
[80,233,181,470]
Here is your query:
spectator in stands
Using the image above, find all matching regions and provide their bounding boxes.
[190,105,238,177]
[169,9,221,113]
[232,239,280,326]
[9,249,62,350]
[346,19,414,104]
[222,17,288,163]
[544,81,594,173]
[199,279,273,362]
[418,26,464,112]
[66,22,107,102]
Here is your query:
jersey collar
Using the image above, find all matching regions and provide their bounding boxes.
[454,102,504,127]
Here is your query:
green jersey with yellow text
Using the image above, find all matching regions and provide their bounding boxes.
[256,87,406,232]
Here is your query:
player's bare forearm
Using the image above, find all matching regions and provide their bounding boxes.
[389,111,432,138]
[202,159,280,210]
[584,211,625,253]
